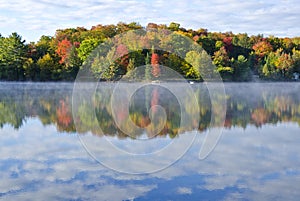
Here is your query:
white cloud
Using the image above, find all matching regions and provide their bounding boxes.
[0,0,299,42]
[177,187,192,195]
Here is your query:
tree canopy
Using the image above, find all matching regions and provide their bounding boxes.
[1,22,300,81]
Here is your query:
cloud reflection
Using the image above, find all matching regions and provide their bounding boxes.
[1,119,300,200]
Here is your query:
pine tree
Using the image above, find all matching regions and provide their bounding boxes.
[144,52,152,81]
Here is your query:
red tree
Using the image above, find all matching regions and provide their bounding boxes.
[151,53,160,77]
[116,44,129,67]
[223,37,233,52]
[56,38,72,64]
[116,44,128,57]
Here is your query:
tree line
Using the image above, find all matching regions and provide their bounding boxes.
[1,22,300,81]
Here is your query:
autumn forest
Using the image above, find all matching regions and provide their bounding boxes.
[1,22,300,82]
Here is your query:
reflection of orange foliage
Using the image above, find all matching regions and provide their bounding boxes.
[56,100,72,127]
[116,106,127,123]
[152,64,160,77]
[151,88,159,113]
[136,116,151,128]
[251,108,269,126]
[224,119,232,128]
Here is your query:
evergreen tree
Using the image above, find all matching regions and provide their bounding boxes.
[144,52,152,81]
[0,33,27,80]
[233,55,251,81]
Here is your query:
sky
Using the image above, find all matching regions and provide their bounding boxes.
[0,0,299,42]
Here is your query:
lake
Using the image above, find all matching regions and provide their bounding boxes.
[1,82,300,201]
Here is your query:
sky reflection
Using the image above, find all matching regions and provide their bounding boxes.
[1,118,300,200]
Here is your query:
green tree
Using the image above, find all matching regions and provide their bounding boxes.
[35,35,53,60]
[168,22,180,31]
[233,55,251,81]
[125,58,136,80]
[282,38,295,53]
[116,22,142,34]
[0,32,27,80]
[37,53,59,81]
[198,50,217,80]
[267,35,282,50]
[89,24,116,39]
[292,48,300,73]
[184,51,201,79]
[262,49,294,79]
[262,51,278,79]
[128,50,144,67]
[215,40,224,50]
[213,47,233,80]
[77,38,101,62]
[23,58,39,81]
[62,46,81,80]
[213,47,230,67]
[197,36,217,56]
[164,53,184,74]
[275,50,294,78]
[232,33,252,49]
[144,52,152,80]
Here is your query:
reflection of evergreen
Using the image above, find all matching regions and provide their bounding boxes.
[0,101,25,129]
[0,83,75,132]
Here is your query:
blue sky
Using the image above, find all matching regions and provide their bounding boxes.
[0,0,299,42]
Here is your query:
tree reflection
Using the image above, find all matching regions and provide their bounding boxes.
[1,83,300,137]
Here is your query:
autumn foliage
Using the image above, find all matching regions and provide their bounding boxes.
[1,22,300,82]
[116,44,129,67]
[252,40,273,58]
[223,37,233,52]
[151,53,160,77]
[56,38,72,64]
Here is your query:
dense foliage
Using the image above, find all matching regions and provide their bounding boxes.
[1,22,300,81]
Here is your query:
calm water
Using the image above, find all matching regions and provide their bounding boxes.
[1,82,300,200]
